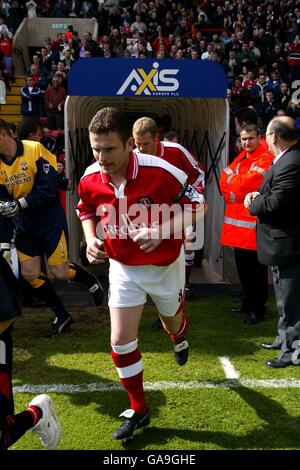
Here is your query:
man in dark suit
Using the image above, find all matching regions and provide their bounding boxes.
[244,116,300,368]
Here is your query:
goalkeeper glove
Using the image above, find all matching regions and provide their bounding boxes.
[0,200,21,217]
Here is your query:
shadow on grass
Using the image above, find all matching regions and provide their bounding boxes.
[63,382,167,424]
[15,296,279,360]
[123,385,300,450]
[12,296,280,390]
[141,298,279,359]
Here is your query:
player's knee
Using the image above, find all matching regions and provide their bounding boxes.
[49,265,68,281]
[21,267,41,282]
[111,337,137,348]
[160,312,182,334]
[52,270,68,281]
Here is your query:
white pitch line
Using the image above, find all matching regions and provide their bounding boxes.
[13,378,300,394]
[219,356,240,379]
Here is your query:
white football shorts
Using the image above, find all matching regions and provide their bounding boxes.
[108,246,185,316]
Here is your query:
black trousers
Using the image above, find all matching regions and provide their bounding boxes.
[272,263,300,361]
[234,247,268,315]
[46,111,64,130]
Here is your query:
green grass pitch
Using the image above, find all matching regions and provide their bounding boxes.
[10,295,300,450]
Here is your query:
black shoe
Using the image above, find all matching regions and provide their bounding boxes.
[230,290,243,300]
[243,312,264,325]
[185,284,194,300]
[43,315,74,338]
[229,306,246,313]
[266,358,293,368]
[152,317,163,330]
[173,339,189,366]
[261,342,281,351]
[112,409,150,440]
[89,274,104,306]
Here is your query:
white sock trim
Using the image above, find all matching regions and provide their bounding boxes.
[185,252,195,264]
[18,197,28,209]
[116,359,143,379]
[112,339,138,355]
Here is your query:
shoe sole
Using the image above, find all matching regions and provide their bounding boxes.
[266,361,292,368]
[43,400,61,449]
[30,395,61,449]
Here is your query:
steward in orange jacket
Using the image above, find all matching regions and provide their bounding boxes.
[220,134,274,250]
[220,124,273,325]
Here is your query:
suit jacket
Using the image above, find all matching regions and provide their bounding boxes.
[249,143,300,266]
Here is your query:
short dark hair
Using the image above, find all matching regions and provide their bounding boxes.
[6,121,16,135]
[164,130,179,141]
[240,123,260,136]
[89,107,131,145]
[17,117,40,140]
[234,107,258,126]
[0,119,12,135]
[269,117,298,141]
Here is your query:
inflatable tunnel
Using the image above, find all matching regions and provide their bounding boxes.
[65,58,229,278]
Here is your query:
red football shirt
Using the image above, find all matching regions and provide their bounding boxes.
[134,141,205,191]
[77,151,203,266]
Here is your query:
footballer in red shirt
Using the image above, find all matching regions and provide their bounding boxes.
[77,107,205,440]
[132,117,205,299]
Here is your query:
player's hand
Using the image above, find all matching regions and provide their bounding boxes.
[130,227,162,253]
[86,237,108,264]
[0,200,21,217]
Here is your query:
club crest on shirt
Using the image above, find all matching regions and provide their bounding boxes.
[21,161,28,170]
[43,163,50,174]
[185,185,203,203]
[138,196,154,209]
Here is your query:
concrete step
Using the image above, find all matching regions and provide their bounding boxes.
[7,85,22,95]
[0,103,21,114]
[1,114,22,123]
[5,94,21,104]
[14,78,25,86]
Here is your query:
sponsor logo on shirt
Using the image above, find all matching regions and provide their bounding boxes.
[43,163,50,174]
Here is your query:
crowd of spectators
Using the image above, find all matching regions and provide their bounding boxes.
[0,0,300,133]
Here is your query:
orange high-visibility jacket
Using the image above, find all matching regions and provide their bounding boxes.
[220,143,274,250]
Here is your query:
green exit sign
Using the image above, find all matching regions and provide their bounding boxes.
[52,23,68,29]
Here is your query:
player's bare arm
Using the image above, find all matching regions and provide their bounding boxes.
[82,219,108,264]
